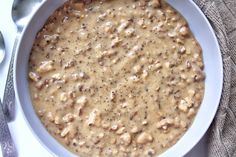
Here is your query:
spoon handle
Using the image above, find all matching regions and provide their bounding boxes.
[0,99,17,157]
[2,32,21,122]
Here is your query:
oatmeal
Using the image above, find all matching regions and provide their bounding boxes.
[28,0,205,156]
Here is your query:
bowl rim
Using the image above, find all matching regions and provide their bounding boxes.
[14,0,223,157]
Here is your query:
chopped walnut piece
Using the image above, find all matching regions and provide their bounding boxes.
[184,97,194,107]
[111,37,121,48]
[51,73,62,80]
[121,102,129,108]
[103,21,115,33]
[35,80,47,90]
[78,141,86,146]
[110,124,119,131]
[133,65,142,74]
[71,73,80,81]
[60,124,77,138]
[187,108,196,118]
[168,31,177,38]
[102,50,117,57]
[64,60,76,69]
[46,112,54,122]
[180,120,187,128]
[54,115,61,125]
[156,118,174,129]
[179,26,189,36]
[148,0,161,8]
[60,92,68,102]
[60,126,70,137]
[97,13,107,21]
[98,132,105,139]
[117,20,130,33]
[179,46,186,54]
[29,72,41,82]
[142,120,148,125]
[178,100,189,112]
[141,70,148,79]
[131,126,139,133]
[188,89,196,97]
[76,96,87,105]
[137,132,153,144]
[116,127,125,135]
[37,110,45,117]
[125,28,135,37]
[87,109,101,127]
[194,71,205,82]
[109,90,116,101]
[62,113,74,123]
[37,60,54,73]
[43,34,59,43]
[120,133,132,146]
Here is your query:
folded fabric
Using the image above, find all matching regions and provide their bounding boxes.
[193,0,236,156]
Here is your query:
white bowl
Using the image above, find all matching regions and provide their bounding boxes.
[14,0,223,156]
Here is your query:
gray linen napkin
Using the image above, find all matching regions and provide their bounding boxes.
[193,0,236,156]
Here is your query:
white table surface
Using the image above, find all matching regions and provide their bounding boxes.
[0,0,208,156]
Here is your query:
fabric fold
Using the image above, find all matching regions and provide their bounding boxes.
[193,0,236,156]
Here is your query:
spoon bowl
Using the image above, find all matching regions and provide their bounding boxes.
[12,0,42,31]
[0,31,5,64]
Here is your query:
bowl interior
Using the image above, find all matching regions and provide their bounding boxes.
[14,0,223,157]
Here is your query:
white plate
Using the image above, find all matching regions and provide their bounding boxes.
[14,0,223,156]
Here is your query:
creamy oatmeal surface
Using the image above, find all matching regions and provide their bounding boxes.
[28,0,205,156]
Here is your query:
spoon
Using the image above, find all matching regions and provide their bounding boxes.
[0,31,5,64]
[2,0,42,122]
[0,98,17,157]
[12,0,43,32]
